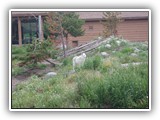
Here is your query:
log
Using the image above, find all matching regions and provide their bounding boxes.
[45,58,62,66]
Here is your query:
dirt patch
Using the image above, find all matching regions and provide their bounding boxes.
[12,66,53,91]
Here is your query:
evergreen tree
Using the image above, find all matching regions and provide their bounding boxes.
[102,12,122,37]
[44,12,85,57]
[62,12,85,48]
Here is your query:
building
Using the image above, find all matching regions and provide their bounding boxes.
[11,11,149,47]
[69,12,149,47]
[11,12,46,45]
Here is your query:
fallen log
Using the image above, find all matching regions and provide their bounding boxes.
[44,58,62,66]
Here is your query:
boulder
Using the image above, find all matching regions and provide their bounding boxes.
[130,53,138,57]
[101,52,109,57]
[45,72,57,79]
[105,44,111,49]
[134,47,140,53]
[116,40,121,46]
[121,62,144,67]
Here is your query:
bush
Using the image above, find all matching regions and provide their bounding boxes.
[98,45,106,52]
[12,63,149,108]
[76,70,107,108]
[12,46,27,55]
[12,75,78,108]
[62,57,72,66]
[93,55,101,70]
[12,67,25,76]
[105,63,149,108]
[121,47,134,54]
[83,55,101,70]
[101,59,112,71]
[120,56,142,64]
[19,39,57,66]
[12,46,28,61]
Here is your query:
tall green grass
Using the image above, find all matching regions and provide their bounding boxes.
[12,63,149,108]
[83,55,101,70]
[105,63,148,108]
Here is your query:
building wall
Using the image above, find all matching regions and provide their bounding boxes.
[68,19,148,47]
[117,19,148,42]
[68,21,104,47]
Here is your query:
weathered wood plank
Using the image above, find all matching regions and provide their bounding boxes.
[59,38,108,58]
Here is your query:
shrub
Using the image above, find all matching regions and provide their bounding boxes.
[98,45,106,52]
[83,55,101,70]
[12,45,27,55]
[19,39,57,66]
[12,67,25,76]
[12,75,79,108]
[121,47,134,54]
[101,60,112,71]
[12,46,28,61]
[62,57,72,66]
[12,63,149,108]
[120,56,142,64]
[83,58,93,69]
[105,63,149,108]
[79,96,91,108]
[93,55,101,70]
[76,70,107,108]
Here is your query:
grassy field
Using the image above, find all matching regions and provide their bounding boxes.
[11,37,149,109]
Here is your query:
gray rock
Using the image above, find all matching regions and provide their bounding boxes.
[45,72,57,79]
[105,44,111,49]
[131,53,138,57]
[68,70,76,75]
[134,47,140,53]
[101,52,109,57]
[121,62,145,67]
[116,40,121,46]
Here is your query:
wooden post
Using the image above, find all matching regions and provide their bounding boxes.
[41,16,44,40]
[18,17,22,46]
[38,15,43,41]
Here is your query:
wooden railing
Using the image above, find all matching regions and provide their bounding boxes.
[59,38,109,58]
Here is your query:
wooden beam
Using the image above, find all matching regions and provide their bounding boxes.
[38,15,43,40]
[18,17,22,46]
[41,17,44,40]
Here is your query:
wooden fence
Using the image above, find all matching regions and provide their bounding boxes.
[59,38,109,58]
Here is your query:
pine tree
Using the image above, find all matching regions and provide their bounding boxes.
[102,12,122,37]
[44,12,84,57]
[62,12,85,48]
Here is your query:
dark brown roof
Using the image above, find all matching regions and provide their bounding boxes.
[77,12,148,20]
[12,11,148,20]
[11,11,48,17]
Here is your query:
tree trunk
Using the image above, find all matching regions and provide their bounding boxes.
[65,33,69,49]
[60,31,66,58]
[59,16,66,58]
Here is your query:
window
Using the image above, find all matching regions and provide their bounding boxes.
[12,18,18,44]
[72,41,78,47]
[89,26,93,30]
